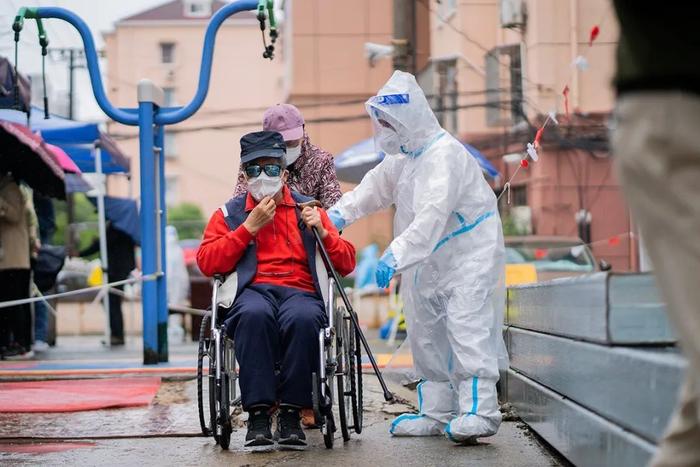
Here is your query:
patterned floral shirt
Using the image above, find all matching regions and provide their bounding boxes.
[234,135,342,209]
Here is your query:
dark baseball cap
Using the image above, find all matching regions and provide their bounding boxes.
[240,131,286,164]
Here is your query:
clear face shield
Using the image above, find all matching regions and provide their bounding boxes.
[368,106,405,156]
[366,93,412,156]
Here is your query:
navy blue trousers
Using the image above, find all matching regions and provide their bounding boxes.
[224,284,326,410]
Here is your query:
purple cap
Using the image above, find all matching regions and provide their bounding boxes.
[262,103,305,141]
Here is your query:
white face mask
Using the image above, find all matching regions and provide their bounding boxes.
[285,145,302,165]
[248,172,283,201]
[377,126,401,154]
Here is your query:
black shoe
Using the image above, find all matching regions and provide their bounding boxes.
[275,405,307,449]
[245,407,274,448]
[102,337,125,347]
[111,337,125,346]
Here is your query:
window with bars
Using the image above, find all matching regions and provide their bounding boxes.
[160,42,175,64]
[485,44,524,127]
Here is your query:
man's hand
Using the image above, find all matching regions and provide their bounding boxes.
[243,196,276,235]
[302,206,328,239]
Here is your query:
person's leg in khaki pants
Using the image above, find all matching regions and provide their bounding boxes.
[614,91,700,467]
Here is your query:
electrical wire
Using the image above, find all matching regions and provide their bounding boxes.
[108,100,523,140]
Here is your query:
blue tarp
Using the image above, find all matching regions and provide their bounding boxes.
[463,143,500,179]
[334,138,384,184]
[90,196,141,245]
[0,107,129,173]
[335,137,500,184]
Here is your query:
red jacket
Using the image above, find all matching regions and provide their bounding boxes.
[197,187,355,293]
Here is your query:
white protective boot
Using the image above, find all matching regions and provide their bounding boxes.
[390,380,455,436]
[445,376,501,443]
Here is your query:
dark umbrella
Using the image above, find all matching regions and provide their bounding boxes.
[0,56,31,114]
[0,121,65,199]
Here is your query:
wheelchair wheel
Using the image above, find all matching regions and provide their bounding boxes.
[336,307,351,442]
[350,313,364,434]
[197,314,213,437]
[218,369,232,450]
[208,351,219,444]
[312,371,322,426]
[211,326,234,450]
[323,413,335,449]
[312,371,335,449]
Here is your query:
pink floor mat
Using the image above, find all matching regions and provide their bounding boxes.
[0,377,161,413]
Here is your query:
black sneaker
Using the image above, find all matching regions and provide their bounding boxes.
[275,405,307,449]
[245,407,274,448]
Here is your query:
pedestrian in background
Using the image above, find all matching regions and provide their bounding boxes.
[612,2,700,465]
[0,173,35,359]
[79,222,136,347]
[32,191,55,352]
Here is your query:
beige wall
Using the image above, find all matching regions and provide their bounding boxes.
[429,0,634,269]
[288,0,395,251]
[104,18,286,218]
[430,0,617,135]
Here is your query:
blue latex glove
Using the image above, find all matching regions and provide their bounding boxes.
[328,209,346,230]
[376,249,397,289]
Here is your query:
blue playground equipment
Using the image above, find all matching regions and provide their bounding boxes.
[11,0,278,364]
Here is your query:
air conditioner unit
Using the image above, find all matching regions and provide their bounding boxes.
[501,0,525,28]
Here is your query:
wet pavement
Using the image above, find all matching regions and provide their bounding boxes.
[0,375,563,466]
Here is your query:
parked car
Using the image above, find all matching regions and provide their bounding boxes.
[179,238,201,270]
[505,235,610,285]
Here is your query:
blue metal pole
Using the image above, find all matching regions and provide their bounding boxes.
[34,0,258,126]
[31,0,260,364]
[138,100,158,364]
[155,124,168,362]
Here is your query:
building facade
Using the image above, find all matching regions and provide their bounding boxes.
[426,0,635,270]
[104,0,286,218]
[285,0,397,250]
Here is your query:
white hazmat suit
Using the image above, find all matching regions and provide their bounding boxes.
[329,71,507,443]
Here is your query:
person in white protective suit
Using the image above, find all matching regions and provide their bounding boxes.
[328,71,507,443]
[165,225,190,343]
[166,225,190,306]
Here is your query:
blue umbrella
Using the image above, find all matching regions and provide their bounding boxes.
[463,143,500,180]
[334,138,385,184]
[90,196,140,245]
[334,137,500,184]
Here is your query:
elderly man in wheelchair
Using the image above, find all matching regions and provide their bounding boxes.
[197,130,356,449]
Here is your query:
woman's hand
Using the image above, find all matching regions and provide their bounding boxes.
[243,196,276,235]
[302,206,328,239]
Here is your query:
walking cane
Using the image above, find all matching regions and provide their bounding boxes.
[298,201,394,402]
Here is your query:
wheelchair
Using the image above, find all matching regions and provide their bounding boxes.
[197,224,392,450]
[196,274,237,450]
[312,275,363,448]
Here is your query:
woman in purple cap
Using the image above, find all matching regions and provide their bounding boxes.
[234,104,342,209]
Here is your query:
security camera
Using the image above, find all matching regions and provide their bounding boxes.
[364,42,394,67]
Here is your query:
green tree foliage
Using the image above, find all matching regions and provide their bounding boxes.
[168,202,206,240]
[52,193,99,252]
[501,213,528,236]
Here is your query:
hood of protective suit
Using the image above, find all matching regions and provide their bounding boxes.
[366,71,443,156]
